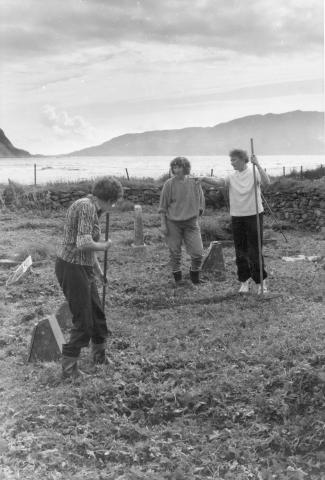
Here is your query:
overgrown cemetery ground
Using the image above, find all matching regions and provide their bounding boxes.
[0,205,324,480]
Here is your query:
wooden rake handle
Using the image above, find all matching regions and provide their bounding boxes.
[250,138,264,294]
[102,212,110,309]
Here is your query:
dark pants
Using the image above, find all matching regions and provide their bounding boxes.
[55,257,108,357]
[231,214,267,284]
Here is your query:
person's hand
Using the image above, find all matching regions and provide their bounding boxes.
[250,154,259,166]
[160,224,168,236]
[96,271,107,284]
[94,265,107,284]
[103,239,112,250]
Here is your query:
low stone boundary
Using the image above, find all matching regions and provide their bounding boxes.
[263,187,325,231]
[1,181,324,231]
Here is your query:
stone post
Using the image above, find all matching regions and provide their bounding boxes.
[132,205,146,254]
[134,204,144,245]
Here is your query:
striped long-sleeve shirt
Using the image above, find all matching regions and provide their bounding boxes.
[58,195,101,266]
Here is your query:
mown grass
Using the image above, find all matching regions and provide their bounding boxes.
[0,207,324,480]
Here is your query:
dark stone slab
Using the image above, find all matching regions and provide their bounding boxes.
[28,316,65,362]
[202,241,226,280]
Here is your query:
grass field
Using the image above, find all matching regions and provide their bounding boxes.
[0,206,324,480]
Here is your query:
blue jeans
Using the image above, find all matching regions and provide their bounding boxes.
[166,217,204,272]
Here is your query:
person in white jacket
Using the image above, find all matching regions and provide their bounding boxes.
[201,149,270,294]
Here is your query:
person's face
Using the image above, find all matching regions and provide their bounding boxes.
[172,165,185,177]
[230,156,246,171]
[98,199,114,214]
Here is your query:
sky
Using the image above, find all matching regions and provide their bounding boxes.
[0,0,324,155]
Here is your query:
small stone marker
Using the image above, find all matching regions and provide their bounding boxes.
[28,315,65,362]
[55,301,73,330]
[133,204,144,246]
[132,204,146,254]
[202,241,226,279]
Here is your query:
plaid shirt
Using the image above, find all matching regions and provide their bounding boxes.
[58,195,101,266]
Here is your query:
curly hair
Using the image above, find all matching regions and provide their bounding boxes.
[229,149,249,163]
[170,156,191,175]
[92,177,123,202]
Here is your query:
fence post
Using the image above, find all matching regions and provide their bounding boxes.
[34,164,37,186]
[210,169,213,177]
[125,168,130,180]
[283,166,285,177]
[300,166,303,179]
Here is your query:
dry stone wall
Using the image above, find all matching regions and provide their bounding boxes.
[263,187,325,231]
[1,182,324,231]
[47,186,161,206]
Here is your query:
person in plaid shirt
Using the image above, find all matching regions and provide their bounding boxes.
[55,177,123,379]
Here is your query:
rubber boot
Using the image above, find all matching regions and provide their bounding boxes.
[190,269,200,284]
[92,342,113,366]
[173,271,182,283]
[62,355,80,379]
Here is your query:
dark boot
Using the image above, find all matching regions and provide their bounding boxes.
[190,269,200,284]
[173,271,182,283]
[62,355,80,379]
[92,342,113,366]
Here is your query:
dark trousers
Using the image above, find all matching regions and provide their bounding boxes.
[55,257,108,357]
[231,214,267,284]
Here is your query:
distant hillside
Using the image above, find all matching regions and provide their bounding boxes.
[67,111,325,156]
[0,129,31,157]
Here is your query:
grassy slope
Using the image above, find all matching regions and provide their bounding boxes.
[0,207,324,480]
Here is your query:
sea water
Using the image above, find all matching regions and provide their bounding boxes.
[0,155,323,185]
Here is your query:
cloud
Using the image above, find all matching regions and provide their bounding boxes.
[1,0,323,62]
[78,78,324,119]
[41,105,95,139]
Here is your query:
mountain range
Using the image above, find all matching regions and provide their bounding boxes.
[66,110,325,156]
[1,111,324,157]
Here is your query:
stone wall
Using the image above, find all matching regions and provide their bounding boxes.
[263,187,325,231]
[48,186,162,206]
[1,181,324,231]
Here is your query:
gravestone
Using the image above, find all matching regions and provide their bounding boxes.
[28,315,65,362]
[202,241,226,280]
